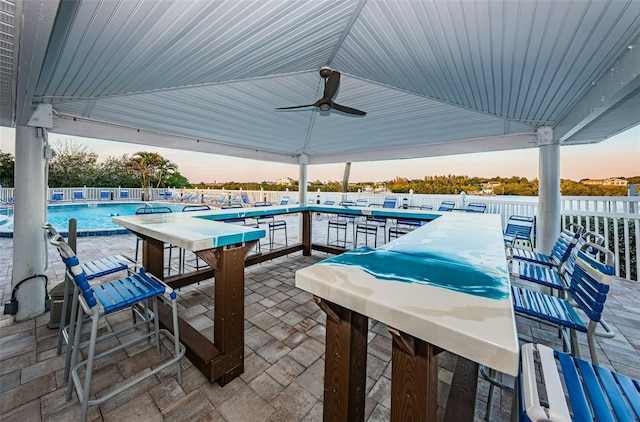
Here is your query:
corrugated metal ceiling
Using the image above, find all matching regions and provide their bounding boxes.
[3,0,639,164]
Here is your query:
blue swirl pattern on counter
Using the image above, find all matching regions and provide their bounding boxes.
[319,247,509,300]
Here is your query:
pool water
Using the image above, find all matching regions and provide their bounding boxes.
[0,202,187,237]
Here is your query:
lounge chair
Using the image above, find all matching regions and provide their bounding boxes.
[279,196,290,205]
[51,191,64,201]
[99,190,110,200]
[465,202,486,213]
[437,200,455,211]
[240,192,252,205]
[46,231,183,422]
[355,199,368,207]
[119,189,129,199]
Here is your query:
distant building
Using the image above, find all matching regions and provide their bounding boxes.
[275,177,295,186]
[581,178,629,186]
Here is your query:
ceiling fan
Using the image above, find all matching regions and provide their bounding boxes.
[276,67,366,116]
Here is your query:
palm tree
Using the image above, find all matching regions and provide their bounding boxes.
[155,158,178,188]
[128,152,163,200]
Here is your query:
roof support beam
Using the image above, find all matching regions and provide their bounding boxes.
[307,132,537,164]
[555,31,640,143]
[51,115,299,164]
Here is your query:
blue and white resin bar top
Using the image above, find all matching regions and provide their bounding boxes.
[295,213,519,375]
[113,211,265,252]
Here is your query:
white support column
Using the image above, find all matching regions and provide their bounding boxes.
[298,154,308,205]
[12,125,48,320]
[537,127,561,255]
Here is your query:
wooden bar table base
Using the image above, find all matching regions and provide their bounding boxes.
[388,327,440,421]
[314,297,368,422]
[155,243,249,386]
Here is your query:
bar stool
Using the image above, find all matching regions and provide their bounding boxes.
[355,223,378,247]
[268,220,288,250]
[328,220,349,248]
[388,226,412,240]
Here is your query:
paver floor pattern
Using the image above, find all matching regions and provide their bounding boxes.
[1,214,638,421]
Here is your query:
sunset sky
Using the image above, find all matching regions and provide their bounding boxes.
[1,125,638,183]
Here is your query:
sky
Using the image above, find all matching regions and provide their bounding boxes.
[1,125,638,183]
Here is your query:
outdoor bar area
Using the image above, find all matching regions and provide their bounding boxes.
[2,1,639,421]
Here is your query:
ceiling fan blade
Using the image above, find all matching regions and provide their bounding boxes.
[323,71,340,99]
[332,102,366,116]
[275,104,315,110]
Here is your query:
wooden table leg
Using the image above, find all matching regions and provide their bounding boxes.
[389,328,439,422]
[314,297,368,422]
[141,236,165,277]
[143,237,247,386]
[302,210,311,256]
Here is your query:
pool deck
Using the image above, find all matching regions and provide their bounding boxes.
[1,216,639,421]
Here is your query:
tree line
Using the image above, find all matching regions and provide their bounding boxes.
[1,142,636,196]
[0,140,191,190]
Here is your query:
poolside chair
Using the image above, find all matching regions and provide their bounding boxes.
[99,190,110,200]
[355,199,368,207]
[240,192,252,205]
[279,196,290,205]
[465,202,486,213]
[119,189,129,199]
[513,343,640,422]
[511,243,615,364]
[47,231,184,422]
[419,204,433,210]
[437,200,455,211]
[503,215,534,248]
[51,191,64,201]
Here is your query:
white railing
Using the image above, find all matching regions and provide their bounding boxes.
[1,187,637,280]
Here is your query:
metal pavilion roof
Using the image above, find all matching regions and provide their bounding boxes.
[2,0,639,165]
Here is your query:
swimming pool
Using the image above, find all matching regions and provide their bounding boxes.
[0,202,188,237]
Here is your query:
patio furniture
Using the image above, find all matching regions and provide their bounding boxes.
[355,222,378,247]
[119,189,129,199]
[240,192,251,205]
[48,233,184,422]
[279,196,290,205]
[465,202,487,213]
[511,243,615,365]
[99,190,110,200]
[503,215,534,248]
[419,204,433,210]
[509,227,583,269]
[134,206,179,274]
[112,210,265,384]
[51,191,64,201]
[296,213,518,422]
[514,343,640,422]
[43,223,136,382]
[327,219,349,248]
[181,205,211,271]
[72,190,84,200]
[438,200,455,211]
[355,199,368,207]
